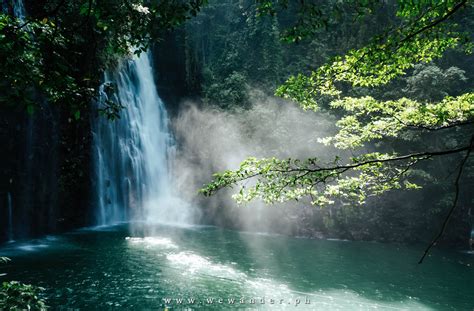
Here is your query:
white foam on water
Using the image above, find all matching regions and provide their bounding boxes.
[162,248,432,310]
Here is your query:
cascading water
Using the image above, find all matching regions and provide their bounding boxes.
[12,0,25,20]
[93,51,193,226]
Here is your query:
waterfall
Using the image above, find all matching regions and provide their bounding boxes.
[93,51,193,226]
[7,192,13,242]
[12,0,25,20]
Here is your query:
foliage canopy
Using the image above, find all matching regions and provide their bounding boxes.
[201,0,474,259]
[0,0,206,118]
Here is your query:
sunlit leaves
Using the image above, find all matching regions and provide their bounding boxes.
[201,0,473,213]
[201,92,473,207]
[201,153,426,206]
[277,32,462,110]
[276,1,470,110]
[320,93,474,149]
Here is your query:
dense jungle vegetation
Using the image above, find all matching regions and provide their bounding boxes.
[183,0,474,254]
[1,0,474,309]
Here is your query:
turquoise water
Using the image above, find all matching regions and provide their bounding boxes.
[1,224,473,310]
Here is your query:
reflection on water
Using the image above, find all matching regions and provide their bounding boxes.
[126,237,178,249]
[0,224,472,310]
[0,235,66,255]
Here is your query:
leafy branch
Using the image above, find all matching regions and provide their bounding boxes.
[201,144,472,202]
[277,1,472,110]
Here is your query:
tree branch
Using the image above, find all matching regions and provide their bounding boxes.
[204,144,473,196]
[398,0,468,46]
[314,0,469,93]
[285,144,471,174]
[418,135,474,264]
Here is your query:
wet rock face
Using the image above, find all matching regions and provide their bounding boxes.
[0,103,58,241]
[0,108,19,242]
[56,108,93,232]
[152,30,197,117]
[0,102,93,243]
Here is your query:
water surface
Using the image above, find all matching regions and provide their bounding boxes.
[1,224,473,310]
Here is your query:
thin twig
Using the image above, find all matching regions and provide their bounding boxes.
[418,135,474,264]
[398,0,468,46]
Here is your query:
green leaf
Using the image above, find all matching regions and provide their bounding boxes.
[26,105,35,115]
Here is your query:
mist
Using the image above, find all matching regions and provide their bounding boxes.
[170,90,338,235]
